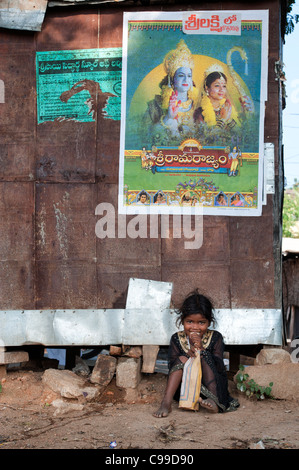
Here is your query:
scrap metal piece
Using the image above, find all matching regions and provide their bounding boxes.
[0,280,283,347]
[0,308,282,347]
[0,0,48,32]
[126,278,173,311]
[213,309,283,346]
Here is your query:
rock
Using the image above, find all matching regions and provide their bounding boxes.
[72,356,90,377]
[249,440,265,449]
[90,354,116,386]
[255,348,292,365]
[42,368,100,401]
[116,357,141,389]
[52,398,84,416]
[234,363,299,400]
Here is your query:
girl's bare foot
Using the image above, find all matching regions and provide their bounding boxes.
[199,397,218,413]
[153,403,171,418]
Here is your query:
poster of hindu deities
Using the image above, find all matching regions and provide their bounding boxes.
[118,10,268,216]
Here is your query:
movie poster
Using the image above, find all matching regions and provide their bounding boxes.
[119,11,268,215]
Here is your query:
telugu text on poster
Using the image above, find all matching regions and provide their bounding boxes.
[36,48,122,124]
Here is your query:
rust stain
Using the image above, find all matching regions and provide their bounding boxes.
[53,192,70,260]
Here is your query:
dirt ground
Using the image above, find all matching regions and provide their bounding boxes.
[0,367,298,451]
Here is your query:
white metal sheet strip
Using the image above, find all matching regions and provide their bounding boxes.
[0,308,282,347]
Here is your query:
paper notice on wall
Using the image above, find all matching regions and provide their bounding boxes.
[36,48,122,124]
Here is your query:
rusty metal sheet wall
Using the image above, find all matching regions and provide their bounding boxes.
[0,2,282,318]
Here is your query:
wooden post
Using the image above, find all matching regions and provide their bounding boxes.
[141,345,159,373]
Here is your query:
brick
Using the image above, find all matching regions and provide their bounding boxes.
[109,345,122,356]
[123,346,142,358]
[90,355,116,386]
[0,351,29,365]
[116,357,141,389]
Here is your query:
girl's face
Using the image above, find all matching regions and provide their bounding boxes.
[208,77,227,102]
[182,313,210,338]
[173,67,193,93]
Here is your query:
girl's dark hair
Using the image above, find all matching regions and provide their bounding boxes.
[205,71,227,90]
[176,289,215,326]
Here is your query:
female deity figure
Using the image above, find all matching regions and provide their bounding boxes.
[194,67,240,130]
[147,40,199,137]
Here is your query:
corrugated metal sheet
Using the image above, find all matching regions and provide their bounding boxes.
[0,279,282,347]
[126,278,173,311]
[0,0,48,31]
[0,307,283,346]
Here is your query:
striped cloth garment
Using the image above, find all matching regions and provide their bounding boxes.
[179,351,202,411]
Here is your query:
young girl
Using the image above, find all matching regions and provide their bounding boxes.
[153,290,239,418]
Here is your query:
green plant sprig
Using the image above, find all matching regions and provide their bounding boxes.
[236,365,273,400]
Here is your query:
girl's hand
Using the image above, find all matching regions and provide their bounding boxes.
[187,345,197,357]
[189,332,203,351]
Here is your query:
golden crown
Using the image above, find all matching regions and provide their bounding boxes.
[164,40,194,79]
[204,63,225,80]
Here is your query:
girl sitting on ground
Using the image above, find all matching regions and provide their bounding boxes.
[153,290,239,417]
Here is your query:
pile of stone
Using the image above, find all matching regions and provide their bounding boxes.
[42,345,158,415]
[234,348,299,401]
